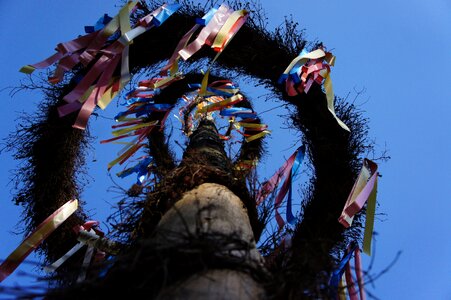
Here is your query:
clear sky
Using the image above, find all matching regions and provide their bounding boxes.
[0,1,450,299]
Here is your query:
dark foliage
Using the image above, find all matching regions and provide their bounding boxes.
[3,80,90,280]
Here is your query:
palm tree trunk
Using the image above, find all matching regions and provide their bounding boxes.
[151,119,266,299]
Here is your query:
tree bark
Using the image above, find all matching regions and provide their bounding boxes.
[154,183,265,299]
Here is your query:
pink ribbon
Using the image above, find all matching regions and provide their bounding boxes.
[73,54,121,130]
[178,4,231,60]
[354,247,366,300]
[343,245,366,300]
[256,150,297,206]
[160,23,201,75]
[339,159,378,228]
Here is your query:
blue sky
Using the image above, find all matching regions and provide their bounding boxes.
[0,1,450,299]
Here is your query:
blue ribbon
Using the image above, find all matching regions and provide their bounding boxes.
[135,103,174,117]
[220,107,257,119]
[278,73,288,85]
[196,7,219,25]
[279,49,312,85]
[151,3,181,27]
[329,242,358,297]
[188,83,201,89]
[85,14,112,33]
[125,97,153,106]
[117,157,153,184]
[206,87,236,97]
[289,65,302,84]
[286,145,305,225]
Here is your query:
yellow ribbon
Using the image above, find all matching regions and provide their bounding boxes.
[323,72,350,132]
[200,9,248,96]
[97,80,120,109]
[212,10,248,51]
[102,1,137,37]
[0,200,78,282]
[245,130,271,142]
[363,176,378,255]
[107,143,142,170]
[197,94,243,113]
[234,122,268,130]
[281,49,326,76]
[19,65,36,74]
[111,121,158,136]
[339,164,371,227]
[338,274,347,300]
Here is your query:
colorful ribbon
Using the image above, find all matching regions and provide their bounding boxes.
[330,242,366,300]
[21,2,179,130]
[0,200,78,283]
[279,48,350,132]
[184,79,269,144]
[102,73,174,172]
[339,159,378,255]
[160,7,220,76]
[84,14,113,33]
[178,4,232,60]
[44,221,100,273]
[256,146,305,230]
[116,156,153,184]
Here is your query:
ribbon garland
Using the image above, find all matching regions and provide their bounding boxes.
[330,242,366,300]
[256,146,305,230]
[279,48,350,132]
[101,77,173,173]
[184,79,270,145]
[339,159,378,255]
[101,4,230,175]
[0,200,79,283]
[177,4,248,96]
[20,2,180,130]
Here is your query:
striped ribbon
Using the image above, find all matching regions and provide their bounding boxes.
[339,159,378,255]
[0,200,78,283]
[279,48,350,132]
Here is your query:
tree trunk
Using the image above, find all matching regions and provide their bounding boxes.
[150,117,265,299]
[154,183,265,299]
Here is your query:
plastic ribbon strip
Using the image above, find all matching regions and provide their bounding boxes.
[178,4,232,60]
[0,200,79,282]
[44,221,99,273]
[185,80,270,144]
[233,120,271,143]
[256,146,305,230]
[329,242,366,300]
[84,14,113,33]
[279,48,350,132]
[116,156,154,185]
[160,7,220,76]
[338,159,378,255]
[20,2,180,130]
[44,220,118,283]
[177,4,248,95]
[101,74,173,173]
